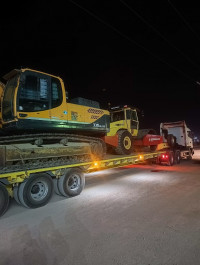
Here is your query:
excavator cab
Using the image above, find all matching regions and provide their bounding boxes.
[0,68,110,136]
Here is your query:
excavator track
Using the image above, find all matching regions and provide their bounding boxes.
[0,155,92,174]
[0,133,106,173]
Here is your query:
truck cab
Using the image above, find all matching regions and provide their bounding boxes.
[160,120,194,159]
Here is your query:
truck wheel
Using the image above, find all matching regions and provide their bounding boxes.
[57,168,85,197]
[167,151,174,166]
[0,183,9,217]
[175,150,181,164]
[18,173,54,208]
[187,149,193,160]
[167,134,176,147]
[115,130,133,155]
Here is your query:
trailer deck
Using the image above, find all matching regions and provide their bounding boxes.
[0,150,168,217]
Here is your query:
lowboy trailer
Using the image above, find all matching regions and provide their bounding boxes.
[0,143,181,217]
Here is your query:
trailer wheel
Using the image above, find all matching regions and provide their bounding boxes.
[167,134,176,147]
[175,150,181,164]
[53,178,62,195]
[57,168,85,197]
[18,173,53,208]
[13,186,21,205]
[0,183,9,217]
[115,130,133,155]
[167,151,174,166]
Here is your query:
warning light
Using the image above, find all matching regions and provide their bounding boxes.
[93,162,99,167]
[139,155,144,160]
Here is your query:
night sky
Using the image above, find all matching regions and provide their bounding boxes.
[1,1,200,135]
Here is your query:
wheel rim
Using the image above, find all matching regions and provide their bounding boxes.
[30,180,49,201]
[67,174,81,191]
[123,136,131,150]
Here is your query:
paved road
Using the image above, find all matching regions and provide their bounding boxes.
[1,150,200,265]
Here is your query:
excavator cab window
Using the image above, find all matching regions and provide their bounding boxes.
[51,77,63,108]
[17,72,50,112]
[2,74,19,121]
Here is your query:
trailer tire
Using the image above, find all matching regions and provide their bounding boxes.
[0,183,9,217]
[13,186,21,205]
[57,168,85,197]
[175,150,181,164]
[167,134,176,147]
[18,173,54,208]
[114,130,133,155]
[53,178,62,195]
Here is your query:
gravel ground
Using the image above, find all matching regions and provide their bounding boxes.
[0,150,200,265]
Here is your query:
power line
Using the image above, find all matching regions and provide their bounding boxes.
[68,0,196,83]
[168,0,200,43]
[119,0,200,71]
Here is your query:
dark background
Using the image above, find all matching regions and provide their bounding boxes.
[1,0,200,135]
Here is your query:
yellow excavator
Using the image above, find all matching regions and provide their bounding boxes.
[0,68,111,168]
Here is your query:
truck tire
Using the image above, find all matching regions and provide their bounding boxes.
[187,149,193,160]
[114,130,133,155]
[18,173,54,208]
[167,134,176,147]
[57,168,85,197]
[0,183,9,217]
[175,150,181,164]
[167,151,174,166]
